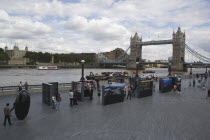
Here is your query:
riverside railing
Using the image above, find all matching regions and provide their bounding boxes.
[0,83,72,92]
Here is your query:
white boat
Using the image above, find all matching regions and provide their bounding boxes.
[37,65,59,70]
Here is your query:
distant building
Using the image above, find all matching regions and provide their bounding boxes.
[102,48,126,60]
[153,60,169,68]
[5,45,29,65]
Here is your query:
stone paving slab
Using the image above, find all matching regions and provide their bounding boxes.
[0,78,210,140]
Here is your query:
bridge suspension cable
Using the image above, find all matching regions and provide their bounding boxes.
[185,44,210,63]
[115,46,131,62]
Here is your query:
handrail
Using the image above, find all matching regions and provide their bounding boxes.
[0,83,72,92]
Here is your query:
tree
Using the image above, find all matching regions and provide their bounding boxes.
[0,48,10,61]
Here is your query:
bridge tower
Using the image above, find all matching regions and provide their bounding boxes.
[126,33,142,69]
[171,27,187,71]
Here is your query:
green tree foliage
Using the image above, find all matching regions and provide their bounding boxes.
[25,51,96,64]
[0,48,10,61]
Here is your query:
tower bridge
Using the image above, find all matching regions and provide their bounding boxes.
[98,27,210,71]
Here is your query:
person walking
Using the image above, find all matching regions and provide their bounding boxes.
[18,81,23,92]
[173,84,177,92]
[52,96,56,109]
[24,81,28,91]
[97,89,101,98]
[90,86,93,100]
[193,79,196,87]
[69,90,74,107]
[188,80,191,88]
[56,93,62,110]
[127,87,132,100]
[3,103,12,126]
[153,82,156,91]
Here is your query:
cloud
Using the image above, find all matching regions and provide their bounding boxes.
[0,10,52,39]
[65,16,130,41]
[0,0,209,62]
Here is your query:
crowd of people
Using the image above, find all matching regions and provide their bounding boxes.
[18,81,29,92]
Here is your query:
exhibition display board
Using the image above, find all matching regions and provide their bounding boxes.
[159,78,172,93]
[135,80,153,98]
[42,82,58,106]
[102,84,125,105]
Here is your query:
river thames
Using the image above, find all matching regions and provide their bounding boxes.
[0,68,207,86]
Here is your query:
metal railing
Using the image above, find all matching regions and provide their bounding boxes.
[0,83,72,92]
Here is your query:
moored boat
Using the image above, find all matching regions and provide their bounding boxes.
[143,70,155,74]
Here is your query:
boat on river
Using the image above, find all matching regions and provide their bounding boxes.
[143,70,155,74]
[37,65,59,70]
[86,71,129,80]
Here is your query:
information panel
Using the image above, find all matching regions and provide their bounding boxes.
[102,84,125,105]
[159,78,172,93]
[135,80,153,98]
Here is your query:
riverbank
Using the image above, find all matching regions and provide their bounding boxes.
[0,78,209,140]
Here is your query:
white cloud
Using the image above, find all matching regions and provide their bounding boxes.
[65,16,130,41]
[0,0,209,62]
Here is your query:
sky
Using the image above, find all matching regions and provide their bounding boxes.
[0,0,209,61]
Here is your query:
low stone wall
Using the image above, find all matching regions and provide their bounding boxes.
[0,86,71,96]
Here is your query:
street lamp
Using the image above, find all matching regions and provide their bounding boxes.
[80,60,85,101]
[168,63,171,76]
[205,64,208,74]
[190,64,192,75]
[136,61,139,77]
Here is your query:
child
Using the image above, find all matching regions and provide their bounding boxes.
[52,96,56,109]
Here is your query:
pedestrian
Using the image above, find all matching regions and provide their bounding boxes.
[202,81,206,91]
[3,103,12,126]
[177,76,182,83]
[124,85,127,97]
[153,82,156,91]
[24,81,28,91]
[173,84,177,92]
[127,87,132,100]
[177,83,181,93]
[193,79,196,87]
[188,80,191,88]
[69,90,74,107]
[90,86,93,100]
[56,93,62,110]
[18,81,23,92]
[196,73,199,79]
[52,96,56,109]
[98,89,101,101]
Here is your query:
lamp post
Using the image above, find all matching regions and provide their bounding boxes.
[205,64,208,74]
[80,60,85,101]
[168,63,171,76]
[136,61,139,77]
[190,64,192,75]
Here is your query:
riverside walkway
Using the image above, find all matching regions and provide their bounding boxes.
[0,78,210,140]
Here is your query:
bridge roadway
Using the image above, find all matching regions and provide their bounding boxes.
[99,61,210,66]
[137,39,173,46]
[0,78,210,140]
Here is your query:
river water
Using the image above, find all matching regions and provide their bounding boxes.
[0,68,207,86]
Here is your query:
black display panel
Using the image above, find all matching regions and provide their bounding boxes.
[159,78,172,93]
[102,84,125,105]
[135,80,153,98]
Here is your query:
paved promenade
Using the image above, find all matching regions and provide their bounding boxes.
[0,78,210,140]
